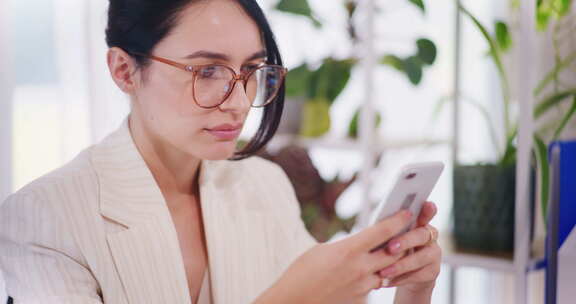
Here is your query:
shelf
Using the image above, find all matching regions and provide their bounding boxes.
[439,232,515,272]
[267,134,449,152]
[440,232,546,273]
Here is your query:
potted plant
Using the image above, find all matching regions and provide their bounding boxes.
[452,1,576,253]
[275,0,438,138]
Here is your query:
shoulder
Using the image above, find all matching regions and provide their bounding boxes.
[1,145,98,216]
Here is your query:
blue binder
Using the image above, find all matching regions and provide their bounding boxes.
[545,140,576,304]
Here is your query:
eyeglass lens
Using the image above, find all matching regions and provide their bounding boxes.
[193,65,283,108]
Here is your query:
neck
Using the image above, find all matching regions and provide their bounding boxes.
[128,114,201,197]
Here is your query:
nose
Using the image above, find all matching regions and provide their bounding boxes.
[218,80,251,113]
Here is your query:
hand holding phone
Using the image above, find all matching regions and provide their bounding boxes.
[368,162,444,252]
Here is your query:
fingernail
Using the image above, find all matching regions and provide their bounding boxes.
[381,278,391,288]
[379,265,396,278]
[387,241,401,254]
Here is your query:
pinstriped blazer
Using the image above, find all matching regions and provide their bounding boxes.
[0,117,317,304]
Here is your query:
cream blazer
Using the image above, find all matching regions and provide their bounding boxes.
[0,117,317,304]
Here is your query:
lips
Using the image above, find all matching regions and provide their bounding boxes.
[204,123,243,140]
[206,123,243,131]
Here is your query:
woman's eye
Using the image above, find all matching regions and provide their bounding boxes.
[242,64,259,73]
[198,66,218,79]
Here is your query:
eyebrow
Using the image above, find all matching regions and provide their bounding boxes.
[183,50,267,62]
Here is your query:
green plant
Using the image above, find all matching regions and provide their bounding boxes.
[536,0,573,30]
[457,2,576,225]
[276,0,438,138]
[380,38,437,86]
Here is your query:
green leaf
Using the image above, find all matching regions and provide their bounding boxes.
[276,0,322,27]
[495,21,512,52]
[347,108,382,138]
[558,0,573,16]
[533,134,550,225]
[323,59,354,103]
[307,58,354,104]
[459,5,507,88]
[536,0,573,31]
[459,4,512,137]
[403,56,423,85]
[500,140,517,167]
[536,5,552,31]
[553,96,576,140]
[416,38,437,65]
[534,51,576,96]
[380,54,404,71]
[408,0,425,13]
[500,126,517,167]
[285,64,312,97]
[300,97,331,137]
[381,39,438,86]
[534,89,576,119]
[381,55,423,85]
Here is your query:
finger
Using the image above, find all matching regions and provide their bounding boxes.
[385,225,438,255]
[363,274,385,293]
[376,244,440,279]
[387,263,439,287]
[349,209,413,253]
[365,246,405,273]
[416,201,437,227]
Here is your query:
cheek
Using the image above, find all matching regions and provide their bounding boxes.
[139,80,203,124]
[136,92,208,144]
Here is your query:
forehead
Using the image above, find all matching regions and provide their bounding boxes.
[156,0,264,61]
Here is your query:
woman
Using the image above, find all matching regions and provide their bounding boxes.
[0,0,441,303]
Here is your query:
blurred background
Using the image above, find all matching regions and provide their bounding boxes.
[1,0,575,303]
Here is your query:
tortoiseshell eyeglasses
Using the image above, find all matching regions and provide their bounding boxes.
[129,51,287,109]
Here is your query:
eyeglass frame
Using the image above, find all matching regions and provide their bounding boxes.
[128,51,288,109]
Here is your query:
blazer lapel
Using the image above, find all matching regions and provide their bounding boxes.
[92,117,192,304]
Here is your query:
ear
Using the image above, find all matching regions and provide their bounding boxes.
[107,47,141,94]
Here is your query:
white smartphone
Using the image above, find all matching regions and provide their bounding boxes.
[368,161,444,252]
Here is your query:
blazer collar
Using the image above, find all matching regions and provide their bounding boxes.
[91,115,238,227]
[90,115,248,303]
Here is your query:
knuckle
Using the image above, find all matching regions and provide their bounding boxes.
[430,226,439,238]
[420,228,431,244]
[393,260,405,273]
[380,225,394,237]
[338,242,358,260]
[351,260,371,280]
[424,246,438,262]
[361,260,375,276]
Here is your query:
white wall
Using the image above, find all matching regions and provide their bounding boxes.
[0,0,14,202]
[0,0,14,300]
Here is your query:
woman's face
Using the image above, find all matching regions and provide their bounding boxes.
[131,0,265,160]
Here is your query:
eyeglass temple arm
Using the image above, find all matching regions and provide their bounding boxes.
[128,51,191,72]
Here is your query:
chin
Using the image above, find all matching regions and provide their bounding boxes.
[200,142,238,160]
